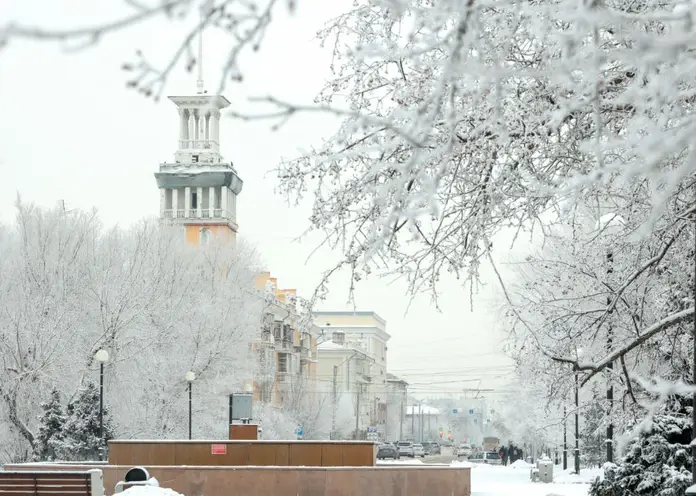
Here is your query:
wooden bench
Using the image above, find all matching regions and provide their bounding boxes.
[0,470,104,496]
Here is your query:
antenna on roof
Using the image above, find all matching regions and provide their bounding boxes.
[196,3,205,94]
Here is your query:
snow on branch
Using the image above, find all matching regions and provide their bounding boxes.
[574,307,695,386]
[1,0,295,100]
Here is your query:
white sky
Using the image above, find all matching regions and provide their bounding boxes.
[0,0,524,400]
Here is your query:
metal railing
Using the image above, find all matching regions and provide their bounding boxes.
[178,139,219,151]
[162,209,229,220]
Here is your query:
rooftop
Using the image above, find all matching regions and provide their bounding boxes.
[313,310,387,327]
[406,405,439,416]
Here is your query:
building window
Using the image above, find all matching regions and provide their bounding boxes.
[200,228,211,244]
[278,353,288,373]
[191,190,198,209]
[192,154,199,163]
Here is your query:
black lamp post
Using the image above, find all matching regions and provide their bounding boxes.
[563,406,568,470]
[185,371,196,439]
[94,349,109,461]
[575,371,581,475]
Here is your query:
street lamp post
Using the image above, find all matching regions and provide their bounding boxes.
[574,348,583,475]
[563,406,568,470]
[94,349,109,461]
[185,371,196,440]
[574,371,581,475]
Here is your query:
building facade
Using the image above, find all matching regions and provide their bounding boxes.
[313,311,390,440]
[386,374,408,441]
[254,272,319,409]
[316,331,372,439]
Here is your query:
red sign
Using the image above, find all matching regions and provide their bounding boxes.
[211,444,227,455]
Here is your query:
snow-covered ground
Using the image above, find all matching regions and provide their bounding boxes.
[470,463,601,496]
[379,459,601,496]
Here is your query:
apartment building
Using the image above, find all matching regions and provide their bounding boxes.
[316,331,372,439]
[253,272,319,409]
[313,311,391,440]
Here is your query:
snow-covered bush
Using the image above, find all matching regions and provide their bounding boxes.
[589,399,693,496]
[55,382,116,461]
[33,388,65,461]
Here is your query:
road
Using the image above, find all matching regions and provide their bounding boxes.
[425,453,459,464]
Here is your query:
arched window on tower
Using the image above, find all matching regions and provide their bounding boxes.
[200,228,211,245]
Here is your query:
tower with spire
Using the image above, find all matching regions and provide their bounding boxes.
[154,24,243,244]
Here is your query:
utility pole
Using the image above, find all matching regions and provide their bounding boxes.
[575,372,581,474]
[418,404,423,443]
[332,365,338,440]
[355,384,361,440]
[411,404,415,439]
[399,397,404,441]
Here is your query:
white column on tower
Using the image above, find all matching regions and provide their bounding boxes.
[172,188,179,218]
[212,110,220,145]
[209,186,216,218]
[205,113,211,141]
[196,187,203,218]
[193,110,199,145]
[184,186,191,218]
[179,108,189,148]
[221,185,228,217]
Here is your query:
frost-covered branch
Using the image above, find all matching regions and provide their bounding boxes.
[575,307,695,386]
[2,0,296,100]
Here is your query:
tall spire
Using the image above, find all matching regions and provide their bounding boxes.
[196,4,205,94]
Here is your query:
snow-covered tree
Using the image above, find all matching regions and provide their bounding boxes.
[0,201,266,458]
[581,384,607,469]
[33,389,65,462]
[56,382,116,462]
[589,397,693,496]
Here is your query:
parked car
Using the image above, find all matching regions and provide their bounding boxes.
[455,443,472,458]
[397,441,414,458]
[377,443,400,460]
[429,443,441,455]
[412,443,426,458]
[468,451,502,465]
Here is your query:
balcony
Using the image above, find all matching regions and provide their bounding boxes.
[179,139,220,151]
[299,346,313,362]
[277,339,294,351]
[258,331,275,347]
[162,208,231,221]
